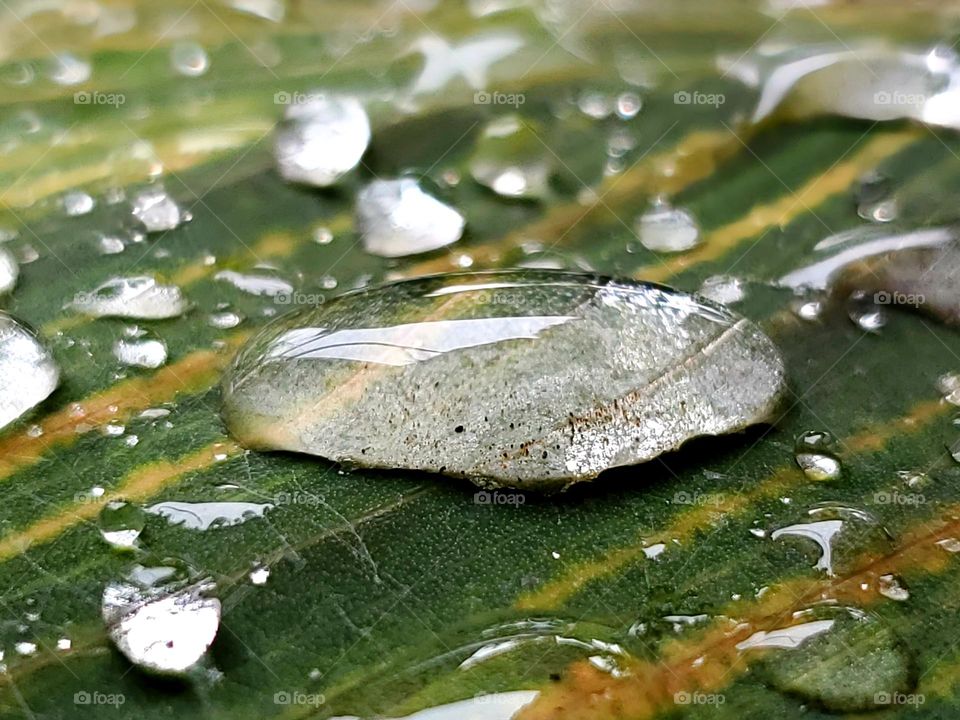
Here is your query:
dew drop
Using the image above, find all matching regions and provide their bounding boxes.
[0,246,18,294]
[312,226,334,245]
[357,178,465,258]
[71,277,189,319]
[0,314,60,431]
[274,94,370,187]
[170,41,209,77]
[99,501,146,550]
[214,270,293,297]
[877,574,909,601]
[47,53,91,86]
[469,115,553,200]
[114,337,168,369]
[615,91,642,119]
[62,190,95,217]
[208,311,244,329]
[131,187,186,233]
[794,430,841,481]
[697,275,745,306]
[97,234,126,255]
[249,565,270,586]
[634,197,701,253]
[145,500,274,531]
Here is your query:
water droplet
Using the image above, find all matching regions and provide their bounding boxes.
[145,501,274,531]
[170,41,209,77]
[697,275,745,305]
[249,565,270,585]
[71,277,189,319]
[97,234,126,255]
[847,291,886,333]
[99,501,146,550]
[56,638,71,651]
[791,297,824,321]
[744,606,913,712]
[616,91,642,119]
[794,430,841,481]
[0,314,60,431]
[357,178,465,258]
[938,373,960,405]
[312,226,334,245]
[62,190,95,217]
[0,247,17,295]
[937,537,960,553]
[208,311,243,329]
[469,115,553,199]
[114,337,168,369]
[102,562,220,675]
[634,197,701,253]
[222,271,787,489]
[131,187,186,233]
[14,641,36,656]
[771,504,891,576]
[578,90,612,119]
[877,574,909,601]
[274,95,370,187]
[214,270,293,298]
[48,53,91,85]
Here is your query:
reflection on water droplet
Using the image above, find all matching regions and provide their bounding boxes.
[634,197,701,253]
[274,95,370,187]
[99,501,146,550]
[114,337,168,369]
[209,311,244,329]
[616,91,642,119]
[72,277,189,319]
[745,605,913,712]
[0,247,17,294]
[0,314,60,431]
[145,500,274,531]
[357,178,465,258]
[103,562,220,676]
[170,41,209,77]
[62,190,95,217]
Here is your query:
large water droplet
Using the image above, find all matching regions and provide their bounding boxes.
[0,314,60,431]
[634,197,701,253]
[71,277,189,319]
[743,606,913,712]
[469,115,553,199]
[221,270,787,489]
[273,94,370,187]
[102,562,220,676]
[356,178,465,258]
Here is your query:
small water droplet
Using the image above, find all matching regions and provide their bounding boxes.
[56,638,71,651]
[170,41,209,77]
[14,641,36,657]
[48,53,91,85]
[131,187,186,233]
[208,311,244,329]
[698,275,746,305]
[578,90,612,119]
[469,115,553,200]
[97,234,126,255]
[249,565,270,585]
[357,178,465,258]
[877,574,909,601]
[0,314,60,431]
[794,430,841,481]
[938,373,960,405]
[937,537,960,553]
[99,501,146,550]
[616,91,642,119]
[72,277,189,319]
[847,291,886,333]
[634,197,701,253]
[274,94,370,187]
[0,246,18,295]
[855,171,898,223]
[215,270,293,297]
[312,226,334,245]
[114,337,168,369]
[62,190,95,217]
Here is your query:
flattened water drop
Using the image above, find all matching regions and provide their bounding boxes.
[72,277,189,319]
[0,314,60,431]
[114,337,168,369]
[273,94,370,187]
[221,271,788,489]
[102,563,220,676]
[634,197,701,253]
[357,178,465,258]
[145,500,274,531]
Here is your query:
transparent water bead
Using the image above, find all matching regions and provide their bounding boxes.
[72,277,189,320]
[102,562,220,676]
[794,430,841,481]
[0,314,60,431]
[214,270,293,298]
[469,115,553,199]
[62,190,95,217]
[170,41,209,77]
[145,501,274,531]
[98,501,146,550]
[356,178,465,258]
[131,187,186,233]
[273,94,370,187]
[0,246,17,294]
[221,270,788,489]
[114,337,168,369]
[634,197,701,253]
